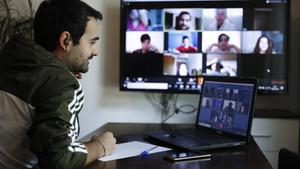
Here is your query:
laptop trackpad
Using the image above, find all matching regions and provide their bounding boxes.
[156,132,210,148]
[163,133,176,138]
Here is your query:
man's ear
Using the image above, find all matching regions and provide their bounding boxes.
[59,31,72,51]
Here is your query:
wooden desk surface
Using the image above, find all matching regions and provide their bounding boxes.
[81,123,273,169]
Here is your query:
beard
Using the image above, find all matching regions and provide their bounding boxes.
[68,61,88,73]
[77,62,89,73]
[181,25,189,30]
[66,52,94,73]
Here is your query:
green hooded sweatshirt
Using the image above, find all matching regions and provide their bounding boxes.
[0,36,87,169]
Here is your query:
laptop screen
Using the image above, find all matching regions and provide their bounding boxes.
[198,80,255,136]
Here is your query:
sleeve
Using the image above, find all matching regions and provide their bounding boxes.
[28,71,87,169]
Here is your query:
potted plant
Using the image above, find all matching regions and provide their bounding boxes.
[0,0,34,49]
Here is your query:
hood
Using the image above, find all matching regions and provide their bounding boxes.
[0,36,68,71]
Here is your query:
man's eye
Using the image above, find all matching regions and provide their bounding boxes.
[90,42,96,45]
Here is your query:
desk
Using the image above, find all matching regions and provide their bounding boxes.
[80,123,273,169]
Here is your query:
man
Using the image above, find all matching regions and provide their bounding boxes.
[222,102,235,129]
[176,35,197,53]
[206,33,241,54]
[133,34,159,54]
[208,8,236,31]
[0,0,116,169]
[175,11,192,30]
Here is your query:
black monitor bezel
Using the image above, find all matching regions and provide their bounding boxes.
[119,0,290,95]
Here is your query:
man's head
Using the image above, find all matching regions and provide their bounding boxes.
[215,9,227,27]
[140,34,151,50]
[176,11,192,30]
[34,0,103,73]
[182,35,190,47]
[218,33,230,51]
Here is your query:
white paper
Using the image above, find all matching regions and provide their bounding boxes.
[99,141,171,162]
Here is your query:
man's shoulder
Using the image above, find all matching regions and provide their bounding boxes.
[133,49,142,54]
[176,46,184,50]
[208,21,217,30]
[223,19,236,30]
[30,65,79,96]
[228,47,238,53]
[190,46,197,51]
[41,66,77,83]
[211,46,220,52]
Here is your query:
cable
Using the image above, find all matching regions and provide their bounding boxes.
[161,112,176,123]
[175,104,197,114]
[145,93,197,123]
[161,95,197,123]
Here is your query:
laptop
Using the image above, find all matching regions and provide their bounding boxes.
[146,76,257,151]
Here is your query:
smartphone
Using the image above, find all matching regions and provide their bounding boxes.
[163,151,211,161]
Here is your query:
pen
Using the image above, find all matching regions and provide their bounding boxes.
[140,145,159,158]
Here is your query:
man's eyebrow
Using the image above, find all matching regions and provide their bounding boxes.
[90,37,100,41]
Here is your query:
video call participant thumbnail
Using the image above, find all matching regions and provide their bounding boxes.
[205,33,241,54]
[176,35,198,53]
[203,8,243,31]
[163,53,202,76]
[241,31,283,54]
[127,9,163,31]
[165,9,202,31]
[127,9,149,31]
[205,56,237,77]
[166,32,199,54]
[133,34,159,54]
[126,31,164,54]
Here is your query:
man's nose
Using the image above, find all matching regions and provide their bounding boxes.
[92,45,99,56]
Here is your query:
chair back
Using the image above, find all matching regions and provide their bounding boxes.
[278,148,300,169]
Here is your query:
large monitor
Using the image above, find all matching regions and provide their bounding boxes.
[120,0,290,94]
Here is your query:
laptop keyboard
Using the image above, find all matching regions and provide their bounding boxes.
[172,129,236,144]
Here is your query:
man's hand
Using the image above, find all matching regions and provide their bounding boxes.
[92,132,116,156]
[227,44,241,53]
[84,132,116,165]
[206,43,219,52]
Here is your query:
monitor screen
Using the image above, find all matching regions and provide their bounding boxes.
[120,0,289,94]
